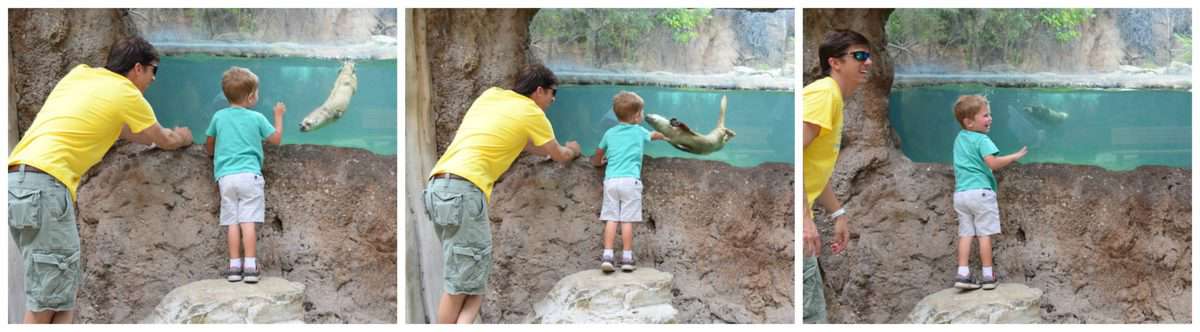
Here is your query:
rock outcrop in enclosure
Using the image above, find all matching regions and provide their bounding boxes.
[143,278,306,324]
[528,269,677,324]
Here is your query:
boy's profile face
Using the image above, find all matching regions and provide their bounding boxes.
[965,105,992,133]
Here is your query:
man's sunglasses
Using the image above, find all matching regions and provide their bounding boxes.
[845,51,870,62]
[144,63,158,76]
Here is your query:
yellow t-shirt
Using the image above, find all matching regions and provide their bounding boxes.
[8,64,158,200]
[802,76,844,212]
[429,87,555,202]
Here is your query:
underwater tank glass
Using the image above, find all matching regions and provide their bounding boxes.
[889,84,1191,171]
[144,55,397,155]
[547,85,794,167]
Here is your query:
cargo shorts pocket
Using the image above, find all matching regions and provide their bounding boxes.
[26,249,81,307]
[9,187,53,230]
[445,244,492,292]
[425,191,465,228]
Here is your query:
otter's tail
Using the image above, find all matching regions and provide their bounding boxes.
[717,95,728,129]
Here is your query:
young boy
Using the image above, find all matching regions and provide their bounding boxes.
[204,66,285,283]
[590,91,667,273]
[951,95,1026,290]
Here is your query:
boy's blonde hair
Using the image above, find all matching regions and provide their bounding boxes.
[953,95,989,129]
[612,91,644,122]
[221,66,259,104]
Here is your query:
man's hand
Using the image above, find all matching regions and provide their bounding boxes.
[831,215,849,254]
[803,214,821,257]
[564,141,581,159]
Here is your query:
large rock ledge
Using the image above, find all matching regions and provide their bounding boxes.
[481,156,795,323]
[75,143,397,323]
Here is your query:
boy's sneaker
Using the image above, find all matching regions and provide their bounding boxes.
[600,255,615,273]
[243,267,260,284]
[620,256,636,272]
[225,267,243,282]
[980,274,998,290]
[953,274,980,290]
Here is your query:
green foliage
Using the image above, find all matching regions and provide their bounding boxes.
[1037,9,1094,43]
[656,9,712,44]
[185,8,258,37]
[887,9,1096,70]
[1174,33,1192,64]
[530,9,713,66]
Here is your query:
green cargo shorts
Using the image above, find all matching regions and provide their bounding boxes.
[423,177,491,295]
[802,256,828,323]
[8,169,82,312]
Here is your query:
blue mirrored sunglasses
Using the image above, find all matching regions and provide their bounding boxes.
[849,51,870,62]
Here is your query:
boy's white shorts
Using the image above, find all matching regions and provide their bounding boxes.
[218,172,266,226]
[953,189,1001,236]
[600,177,643,223]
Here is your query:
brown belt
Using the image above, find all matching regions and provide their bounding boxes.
[8,164,47,175]
[431,173,468,181]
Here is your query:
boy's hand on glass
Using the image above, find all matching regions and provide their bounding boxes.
[1014,146,1028,160]
[274,102,287,118]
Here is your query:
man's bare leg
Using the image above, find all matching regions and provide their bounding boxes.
[456,294,483,324]
[50,309,74,324]
[437,293,466,324]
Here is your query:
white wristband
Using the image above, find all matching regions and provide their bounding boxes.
[829,208,846,219]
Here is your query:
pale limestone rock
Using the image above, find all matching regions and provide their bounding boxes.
[528,269,677,324]
[143,278,305,324]
[908,283,1043,324]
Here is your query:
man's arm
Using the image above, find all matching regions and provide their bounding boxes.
[983,146,1027,170]
[815,181,850,254]
[121,123,193,150]
[528,138,581,162]
[802,121,821,257]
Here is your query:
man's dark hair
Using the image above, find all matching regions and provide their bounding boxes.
[818,29,870,77]
[511,63,558,97]
[104,36,160,76]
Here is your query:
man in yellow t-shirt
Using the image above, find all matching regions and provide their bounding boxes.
[802,29,872,324]
[423,63,581,324]
[7,36,193,324]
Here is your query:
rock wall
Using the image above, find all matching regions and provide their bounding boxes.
[133,9,396,45]
[533,9,794,76]
[484,158,794,323]
[408,8,795,323]
[74,144,397,323]
[890,9,1183,74]
[803,9,1191,323]
[7,8,139,137]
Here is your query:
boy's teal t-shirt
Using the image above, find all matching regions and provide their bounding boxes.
[953,130,1000,191]
[205,106,275,181]
[598,123,652,180]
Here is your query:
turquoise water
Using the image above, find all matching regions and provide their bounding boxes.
[547,85,794,167]
[143,55,397,155]
[889,85,1191,170]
